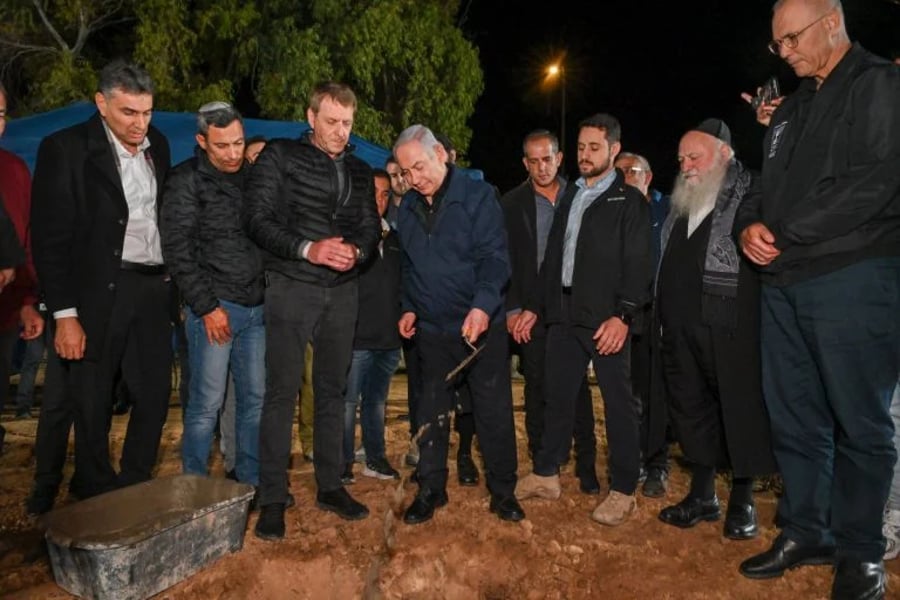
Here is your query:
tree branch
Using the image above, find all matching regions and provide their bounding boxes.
[30,0,70,52]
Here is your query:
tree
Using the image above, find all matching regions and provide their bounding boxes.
[1,0,484,156]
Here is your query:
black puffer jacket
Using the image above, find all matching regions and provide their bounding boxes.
[160,149,264,316]
[243,132,380,286]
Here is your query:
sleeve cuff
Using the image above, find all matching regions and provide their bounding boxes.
[54,308,78,319]
[299,240,312,260]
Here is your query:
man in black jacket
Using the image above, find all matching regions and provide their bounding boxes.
[515,114,652,527]
[160,102,264,490]
[735,1,900,596]
[244,82,380,540]
[654,120,775,540]
[30,60,174,504]
[502,129,598,494]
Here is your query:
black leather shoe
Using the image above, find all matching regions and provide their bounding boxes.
[404,488,449,525]
[25,485,58,516]
[490,495,525,522]
[457,454,479,486]
[831,558,886,600]
[739,535,835,579]
[254,503,285,540]
[316,488,369,520]
[659,495,721,528]
[641,468,668,498]
[578,472,601,495]
[724,502,759,540]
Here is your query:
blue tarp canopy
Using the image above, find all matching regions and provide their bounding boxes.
[0,101,392,172]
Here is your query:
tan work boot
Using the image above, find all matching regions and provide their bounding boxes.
[515,473,561,500]
[591,490,636,526]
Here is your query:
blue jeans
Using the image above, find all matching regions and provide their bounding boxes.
[182,300,265,485]
[343,348,401,464]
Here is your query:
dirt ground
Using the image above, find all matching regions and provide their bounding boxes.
[1,375,899,599]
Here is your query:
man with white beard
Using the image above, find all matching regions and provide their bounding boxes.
[653,119,776,540]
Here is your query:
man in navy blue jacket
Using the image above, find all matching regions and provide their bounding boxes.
[393,124,523,525]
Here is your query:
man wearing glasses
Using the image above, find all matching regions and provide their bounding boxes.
[734,1,900,598]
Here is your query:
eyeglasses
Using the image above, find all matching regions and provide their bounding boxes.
[767,12,829,55]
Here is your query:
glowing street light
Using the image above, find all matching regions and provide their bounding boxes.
[546,62,566,152]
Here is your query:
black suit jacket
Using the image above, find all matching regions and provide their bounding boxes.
[31,113,171,360]
[501,180,541,314]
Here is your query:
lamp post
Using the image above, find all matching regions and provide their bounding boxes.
[547,63,566,152]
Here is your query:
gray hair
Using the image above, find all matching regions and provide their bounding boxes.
[522,129,560,155]
[393,124,441,158]
[616,152,651,173]
[97,59,154,97]
[196,101,243,136]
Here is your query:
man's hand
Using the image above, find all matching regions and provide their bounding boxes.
[461,308,490,344]
[0,267,15,291]
[593,316,628,356]
[307,236,357,272]
[740,222,781,266]
[506,313,520,335]
[512,310,538,345]
[740,91,784,127]
[398,312,417,339]
[202,306,232,345]
[55,317,86,360]
[20,305,44,341]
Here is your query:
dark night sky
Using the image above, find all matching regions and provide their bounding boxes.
[463,0,900,193]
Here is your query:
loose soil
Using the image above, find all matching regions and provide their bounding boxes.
[1,375,898,599]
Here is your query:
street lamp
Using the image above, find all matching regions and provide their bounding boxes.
[547,62,566,152]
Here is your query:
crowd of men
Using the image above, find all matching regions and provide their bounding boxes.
[0,0,897,598]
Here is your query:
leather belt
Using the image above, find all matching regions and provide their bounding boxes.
[120,260,166,275]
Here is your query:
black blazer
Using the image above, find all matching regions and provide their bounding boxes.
[31,113,171,360]
[501,180,541,314]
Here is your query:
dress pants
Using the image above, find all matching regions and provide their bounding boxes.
[70,270,173,496]
[258,274,357,505]
[415,324,518,496]
[761,257,899,562]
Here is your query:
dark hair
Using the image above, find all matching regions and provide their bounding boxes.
[196,101,243,135]
[385,155,399,168]
[522,129,560,155]
[246,135,267,146]
[578,113,621,145]
[373,168,390,183]
[434,133,454,153]
[98,59,154,96]
[309,82,357,113]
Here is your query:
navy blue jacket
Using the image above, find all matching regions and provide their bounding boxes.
[397,167,509,334]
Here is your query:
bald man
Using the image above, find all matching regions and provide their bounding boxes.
[735,1,900,597]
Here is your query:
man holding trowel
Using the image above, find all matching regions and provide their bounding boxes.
[392,124,523,525]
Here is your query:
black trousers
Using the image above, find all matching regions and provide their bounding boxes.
[32,339,76,491]
[660,324,724,470]
[520,322,595,472]
[536,315,641,495]
[632,332,669,471]
[258,274,357,504]
[416,324,518,496]
[402,337,423,435]
[69,270,173,496]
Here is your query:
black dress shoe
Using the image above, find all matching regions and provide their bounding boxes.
[641,468,668,498]
[25,485,58,516]
[578,473,601,495]
[457,454,479,486]
[255,503,286,540]
[831,558,886,600]
[404,488,449,525]
[724,502,759,540]
[659,495,721,528]
[490,495,525,522]
[739,535,835,579]
[316,488,369,520]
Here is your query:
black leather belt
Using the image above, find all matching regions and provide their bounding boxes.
[562,286,573,295]
[120,260,166,275]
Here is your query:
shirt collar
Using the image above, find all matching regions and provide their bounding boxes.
[575,168,616,191]
[102,120,151,158]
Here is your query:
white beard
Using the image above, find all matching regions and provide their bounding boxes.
[671,163,727,237]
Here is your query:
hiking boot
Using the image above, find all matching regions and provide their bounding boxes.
[254,503,285,540]
[514,473,561,501]
[591,490,636,526]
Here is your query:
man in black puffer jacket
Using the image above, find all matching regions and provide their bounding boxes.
[160,102,265,492]
[244,82,380,540]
